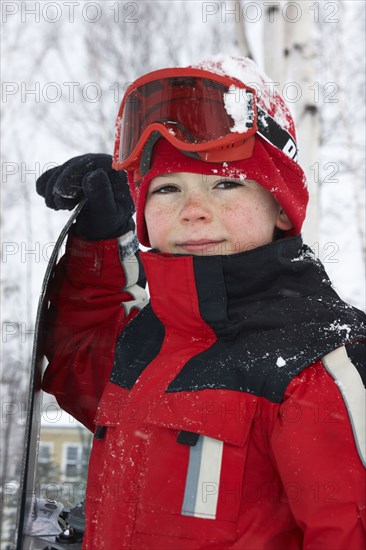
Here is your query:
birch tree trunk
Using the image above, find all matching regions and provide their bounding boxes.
[263,2,285,86]
[234,1,254,59]
[282,3,319,246]
[333,1,365,263]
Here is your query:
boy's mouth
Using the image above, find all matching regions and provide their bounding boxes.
[178,239,225,252]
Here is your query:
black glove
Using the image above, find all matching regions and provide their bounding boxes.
[36,154,135,240]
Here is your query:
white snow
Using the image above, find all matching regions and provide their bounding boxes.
[291,249,317,263]
[224,85,254,133]
[276,357,287,368]
[327,322,352,337]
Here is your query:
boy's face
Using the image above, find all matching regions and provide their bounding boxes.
[144,172,293,255]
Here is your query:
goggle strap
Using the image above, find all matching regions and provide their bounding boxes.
[140,131,162,177]
[257,106,298,162]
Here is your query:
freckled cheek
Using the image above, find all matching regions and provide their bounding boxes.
[220,201,275,243]
[145,205,175,244]
[220,202,254,224]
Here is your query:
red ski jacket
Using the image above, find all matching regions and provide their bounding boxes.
[42,234,366,550]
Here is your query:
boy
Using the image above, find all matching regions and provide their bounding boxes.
[37,55,366,549]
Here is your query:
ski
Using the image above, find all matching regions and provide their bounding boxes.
[14,200,87,550]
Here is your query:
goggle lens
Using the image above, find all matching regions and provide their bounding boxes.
[118,75,257,165]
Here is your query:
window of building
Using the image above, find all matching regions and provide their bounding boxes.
[63,444,89,480]
[38,442,53,465]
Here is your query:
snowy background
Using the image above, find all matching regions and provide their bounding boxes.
[1,0,365,543]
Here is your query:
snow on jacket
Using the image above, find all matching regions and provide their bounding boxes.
[42,234,366,550]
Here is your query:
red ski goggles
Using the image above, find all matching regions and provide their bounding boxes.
[112,68,298,180]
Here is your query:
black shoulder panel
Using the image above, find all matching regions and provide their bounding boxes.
[167,321,366,403]
[110,303,165,389]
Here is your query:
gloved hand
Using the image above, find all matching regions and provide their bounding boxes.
[36,154,135,240]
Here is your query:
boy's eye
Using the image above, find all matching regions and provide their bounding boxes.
[151,184,180,194]
[215,179,243,189]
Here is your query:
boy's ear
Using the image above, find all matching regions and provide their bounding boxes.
[275,208,293,231]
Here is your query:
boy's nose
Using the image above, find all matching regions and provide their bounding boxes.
[179,195,213,223]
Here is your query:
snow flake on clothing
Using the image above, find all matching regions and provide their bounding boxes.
[291,248,317,263]
[326,322,352,338]
[224,85,254,134]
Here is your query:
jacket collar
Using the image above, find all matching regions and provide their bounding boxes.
[116,237,365,401]
[140,236,338,335]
